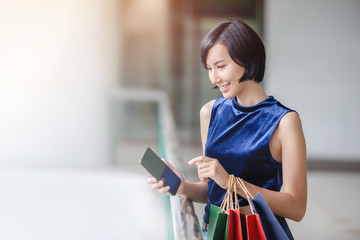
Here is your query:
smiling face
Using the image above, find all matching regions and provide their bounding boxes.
[206,42,246,99]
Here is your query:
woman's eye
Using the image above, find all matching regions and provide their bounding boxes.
[217,65,226,69]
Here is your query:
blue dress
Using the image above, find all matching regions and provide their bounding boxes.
[203,96,293,235]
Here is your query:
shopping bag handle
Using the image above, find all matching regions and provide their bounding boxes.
[233,175,240,209]
[220,175,232,211]
[220,176,257,214]
[237,178,255,214]
[219,175,241,212]
[219,175,256,213]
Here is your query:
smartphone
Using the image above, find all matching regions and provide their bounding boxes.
[140,147,181,196]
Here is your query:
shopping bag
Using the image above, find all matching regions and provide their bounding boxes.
[238,178,292,240]
[208,204,228,240]
[209,175,269,240]
[245,212,267,240]
[208,175,239,240]
[226,175,266,240]
[226,208,242,240]
[252,193,294,240]
[237,201,266,240]
[226,175,243,240]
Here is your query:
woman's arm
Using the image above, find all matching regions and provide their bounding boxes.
[238,111,307,221]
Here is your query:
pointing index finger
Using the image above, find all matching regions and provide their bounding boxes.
[188,156,207,165]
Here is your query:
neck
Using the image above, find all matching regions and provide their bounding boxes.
[235,80,268,106]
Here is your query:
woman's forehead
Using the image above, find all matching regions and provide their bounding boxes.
[206,43,230,65]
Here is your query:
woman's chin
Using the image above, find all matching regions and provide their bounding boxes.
[222,92,234,99]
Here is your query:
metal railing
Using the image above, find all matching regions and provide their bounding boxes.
[112,88,202,240]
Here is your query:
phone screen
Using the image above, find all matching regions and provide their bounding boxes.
[140,147,181,195]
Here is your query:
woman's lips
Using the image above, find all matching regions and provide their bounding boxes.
[218,83,230,93]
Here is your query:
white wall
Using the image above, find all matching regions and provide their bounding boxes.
[265,0,360,160]
[0,0,121,167]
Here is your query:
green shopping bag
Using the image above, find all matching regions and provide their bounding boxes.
[208,204,228,240]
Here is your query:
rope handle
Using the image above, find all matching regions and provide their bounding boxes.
[219,175,240,212]
[228,175,234,210]
[236,178,255,214]
[219,175,255,214]
[231,175,240,209]
[220,174,233,211]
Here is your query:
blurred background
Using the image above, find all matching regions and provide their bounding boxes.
[0,0,359,239]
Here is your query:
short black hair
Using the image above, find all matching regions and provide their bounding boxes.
[200,19,266,83]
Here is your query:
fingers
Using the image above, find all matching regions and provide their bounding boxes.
[198,167,212,181]
[146,158,183,196]
[148,178,162,188]
[196,163,210,183]
[198,166,211,175]
[188,156,211,165]
[187,156,213,183]
[148,178,170,193]
[147,177,161,188]
[147,177,157,184]
[196,161,211,169]
[154,179,170,194]
[158,185,170,194]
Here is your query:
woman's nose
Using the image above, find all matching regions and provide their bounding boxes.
[210,70,221,84]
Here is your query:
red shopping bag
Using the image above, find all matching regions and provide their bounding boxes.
[238,178,267,240]
[227,208,242,240]
[237,205,266,240]
[246,214,266,240]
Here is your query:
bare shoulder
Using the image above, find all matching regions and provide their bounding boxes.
[200,99,216,121]
[278,111,305,146]
[279,111,303,130]
[199,100,216,150]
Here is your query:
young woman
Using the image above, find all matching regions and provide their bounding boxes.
[148,19,307,239]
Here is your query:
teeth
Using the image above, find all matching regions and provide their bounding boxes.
[219,83,230,89]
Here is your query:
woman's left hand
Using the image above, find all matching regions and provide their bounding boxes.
[188,156,229,189]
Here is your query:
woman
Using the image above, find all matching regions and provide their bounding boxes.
[148,19,307,239]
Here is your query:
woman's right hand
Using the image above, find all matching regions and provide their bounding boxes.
[146,158,184,195]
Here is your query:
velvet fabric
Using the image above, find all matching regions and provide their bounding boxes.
[203,96,292,224]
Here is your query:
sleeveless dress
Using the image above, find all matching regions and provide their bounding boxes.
[204,96,294,238]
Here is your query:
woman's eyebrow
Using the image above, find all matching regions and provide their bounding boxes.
[207,59,226,66]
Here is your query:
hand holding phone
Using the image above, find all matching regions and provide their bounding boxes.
[140,147,181,196]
